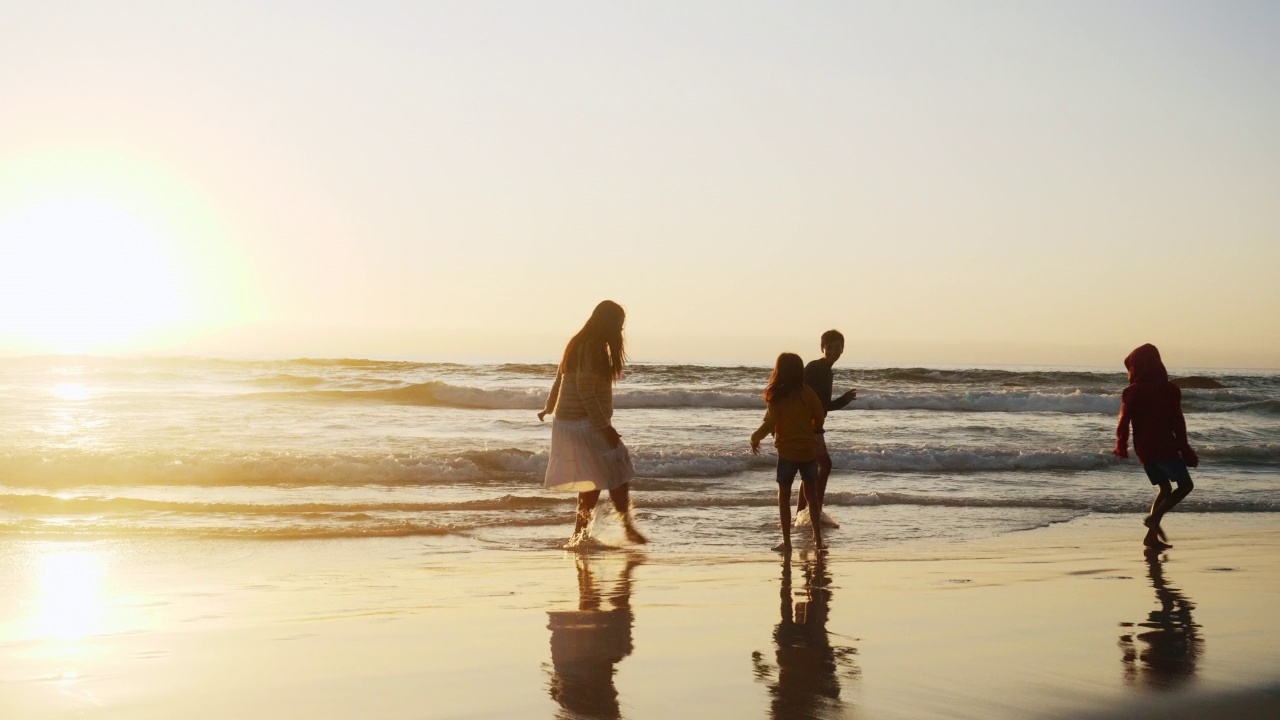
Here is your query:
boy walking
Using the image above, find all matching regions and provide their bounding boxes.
[796,330,857,526]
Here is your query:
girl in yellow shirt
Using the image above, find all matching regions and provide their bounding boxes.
[751,353,827,552]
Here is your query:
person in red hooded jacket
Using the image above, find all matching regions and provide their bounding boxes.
[1114,344,1199,549]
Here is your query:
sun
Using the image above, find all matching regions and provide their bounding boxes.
[0,148,256,355]
[0,196,190,354]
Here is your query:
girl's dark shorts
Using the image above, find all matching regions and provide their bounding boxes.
[777,458,819,486]
[1143,458,1192,486]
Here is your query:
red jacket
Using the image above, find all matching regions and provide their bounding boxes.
[1114,344,1198,466]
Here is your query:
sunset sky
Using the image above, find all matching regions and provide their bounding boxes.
[1,2,1277,367]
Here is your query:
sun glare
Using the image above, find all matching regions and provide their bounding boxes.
[0,197,188,354]
[33,549,107,641]
[51,383,91,401]
[0,148,258,355]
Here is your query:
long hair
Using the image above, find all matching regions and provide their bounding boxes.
[560,300,627,381]
[763,352,805,403]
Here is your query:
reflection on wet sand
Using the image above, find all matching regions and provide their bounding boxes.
[753,555,859,719]
[546,553,640,720]
[1119,550,1204,690]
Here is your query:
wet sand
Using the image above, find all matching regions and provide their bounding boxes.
[2,514,1279,719]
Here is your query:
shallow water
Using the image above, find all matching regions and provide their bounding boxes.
[2,356,1277,549]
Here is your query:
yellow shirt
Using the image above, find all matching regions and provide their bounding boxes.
[751,386,826,462]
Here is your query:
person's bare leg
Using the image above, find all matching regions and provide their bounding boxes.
[608,483,647,544]
[775,484,792,552]
[798,447,833,519]
[574,490,601,539]
[805,481,826,550]
[1148,479,1193,541]
[1144,482,1172,548]
[815,450,832,507]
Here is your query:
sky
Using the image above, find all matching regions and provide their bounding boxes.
[1,1,1277,367]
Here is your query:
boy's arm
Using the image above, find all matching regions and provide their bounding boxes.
[805,361,856,411]
[1113,388,1131,458]
[810,391,827,432]
[1171,386,1199,467]
[829,389,856,411]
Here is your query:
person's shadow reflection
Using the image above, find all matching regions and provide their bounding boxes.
[752,554,860,719]
[546,553,640,720]
[1118,549,1204,690]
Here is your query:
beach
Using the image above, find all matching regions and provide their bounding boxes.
[2,357,1279,717]
[3,513,1278,719]
[5,1,1279,715]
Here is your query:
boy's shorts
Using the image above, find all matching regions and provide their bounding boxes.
[777,458,819,486]
[1143,458,1192,486]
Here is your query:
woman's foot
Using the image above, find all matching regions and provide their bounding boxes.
[564,530,588,550]
[772,541,792,554]
[616,509,648,545]
[623,524,648,545]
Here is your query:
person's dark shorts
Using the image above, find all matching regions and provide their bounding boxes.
[1143,458,1192,486]
[777,458,819,486]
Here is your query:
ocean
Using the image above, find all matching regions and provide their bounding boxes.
[2,356,1277,552]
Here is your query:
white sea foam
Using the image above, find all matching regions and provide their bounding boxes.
[20,442,1280,488]
[853,391,1119,414]
[828,448,1114,473]
[247,380,1280,415]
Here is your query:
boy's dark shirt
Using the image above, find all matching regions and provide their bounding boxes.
[804,359,854,431]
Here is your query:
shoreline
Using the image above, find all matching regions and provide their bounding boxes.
[2,513,1278,718]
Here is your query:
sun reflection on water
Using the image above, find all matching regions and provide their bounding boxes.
[51,383,90,401]
[33,549,106,641]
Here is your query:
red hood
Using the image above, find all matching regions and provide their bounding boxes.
[1124,343,1168,384]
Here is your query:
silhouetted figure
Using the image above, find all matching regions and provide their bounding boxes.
[1113,344,1198,548]
[751,353,827,552]
[752,555,859,719]
[796,329,856,527]
[546,554,640,719]
[539,300,646,546]
[1118,550,1204,690]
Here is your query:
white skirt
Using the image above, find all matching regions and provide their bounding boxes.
[544,418,635,493]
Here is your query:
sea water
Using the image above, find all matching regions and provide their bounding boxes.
[1,356,1277,551]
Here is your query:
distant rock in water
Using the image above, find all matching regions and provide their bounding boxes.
[1173,376,1228,389]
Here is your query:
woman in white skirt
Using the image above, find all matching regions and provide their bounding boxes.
[538,300,647,545]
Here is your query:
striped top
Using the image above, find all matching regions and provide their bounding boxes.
[542,346,614,430]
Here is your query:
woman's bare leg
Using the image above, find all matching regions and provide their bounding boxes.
[574,490,601,538]
[608,483,647,544]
